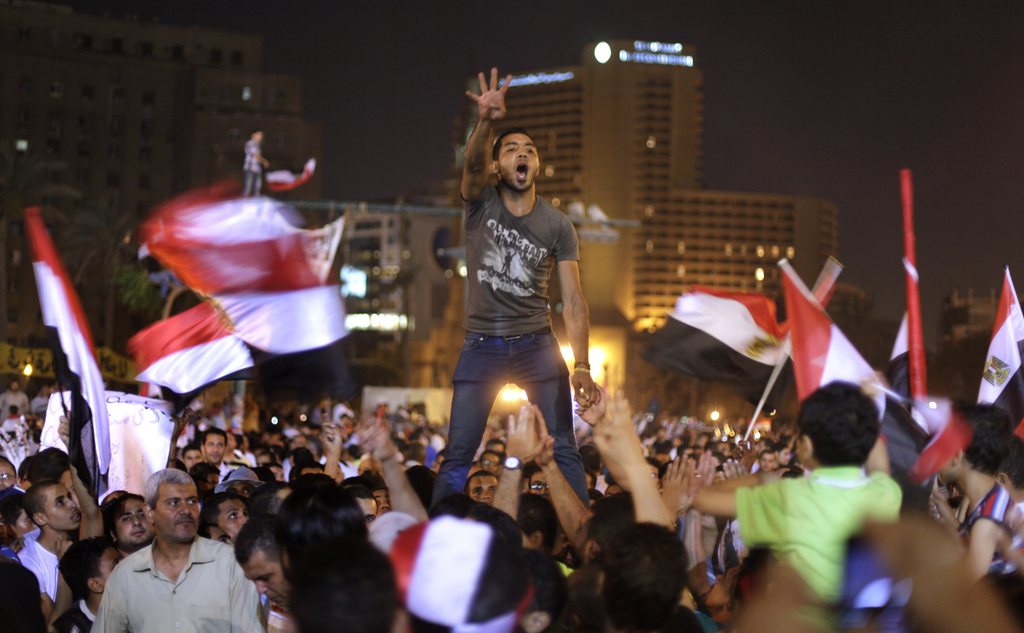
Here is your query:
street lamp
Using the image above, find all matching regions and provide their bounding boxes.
[710,410,720,422]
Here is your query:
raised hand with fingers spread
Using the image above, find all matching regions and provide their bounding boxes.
[465,67,512,122]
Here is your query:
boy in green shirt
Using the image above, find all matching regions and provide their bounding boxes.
[693,382,902,602]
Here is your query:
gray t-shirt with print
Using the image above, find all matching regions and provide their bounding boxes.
[463,186,579,336]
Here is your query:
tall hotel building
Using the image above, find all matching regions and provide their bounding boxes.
[456,40,838,388]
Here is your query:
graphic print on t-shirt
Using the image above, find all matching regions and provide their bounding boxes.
[478,218,548,297]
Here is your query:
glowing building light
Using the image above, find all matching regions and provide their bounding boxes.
[594,42,612,64]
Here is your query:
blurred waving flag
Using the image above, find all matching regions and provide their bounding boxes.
[978,268,1024,438]
[135,184,356,403]
[25,207,109,493]
[908,398,973,483]
[266,158,316,192]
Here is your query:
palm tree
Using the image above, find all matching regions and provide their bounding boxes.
[0,145,79,344]
[59,200,137,349]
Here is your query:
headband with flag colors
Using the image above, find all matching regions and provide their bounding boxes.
[266,157,317,192]
[779,259,881,409]
[25,206,110,490]
[389,516,525,633]
[978,267,1024,438]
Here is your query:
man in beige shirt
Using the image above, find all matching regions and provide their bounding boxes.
[93,469,263,633]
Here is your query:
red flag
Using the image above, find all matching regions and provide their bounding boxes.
[25,207,110,487]
[779,260,879,405]
[908,398,973,483]
[977,268,1024,437]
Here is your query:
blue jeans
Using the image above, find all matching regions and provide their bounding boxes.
[243,170,261,196]
[434,329,590,506]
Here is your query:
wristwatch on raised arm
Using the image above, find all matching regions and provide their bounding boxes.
[504,456,522,471]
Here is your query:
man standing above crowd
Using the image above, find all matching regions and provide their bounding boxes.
[242,130,269,197]
[0,379,30,419]
[93,469,262,633]
[434,68,598,505]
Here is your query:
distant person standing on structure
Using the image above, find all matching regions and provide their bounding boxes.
[433,68,599,506]
[243,130,269,196]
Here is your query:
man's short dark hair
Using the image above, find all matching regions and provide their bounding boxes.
[586,492,635,561]
[201,428,227,444]
[102,492,145,539]
[289,537,398,633]
[466,503,523,552]
[464,469,497,495]
[602,523,688,633]
[518,493,557,552]
[428,492,475,519]
[0,493,24,526]
[182,443,202,455]
[405,465,436,509]
[797,382,879,466]
[1000,436,1024,489]
[959,403,1013,475]
[275,479,367,564]
[23,480,62,524]
[189,462,219,483]
[491,127,534,160]
[578,444,602,476]
[248,481,289,519]
[59,536,113,601]
[26,447,68,485]
[200,491,246,531]
[234,515,278,566]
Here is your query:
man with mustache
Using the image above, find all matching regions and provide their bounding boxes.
[92,469,262,633]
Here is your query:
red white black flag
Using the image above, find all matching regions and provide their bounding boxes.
[977,268,1024,437]
[642,287,791,407]
[135,185,356,403]
[25,207,110,491]
[266,158,316,192]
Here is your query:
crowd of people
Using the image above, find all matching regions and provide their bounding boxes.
[0,378,1022,633]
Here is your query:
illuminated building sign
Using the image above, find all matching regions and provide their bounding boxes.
[618,41,694,67]
[345,313,410,331]
[504,71,575,87]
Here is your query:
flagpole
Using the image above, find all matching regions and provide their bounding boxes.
[742,258,844,442]
[742,338,791,442]
[900,169,928,400]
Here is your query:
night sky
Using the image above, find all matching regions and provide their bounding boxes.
[67,1,1024,346]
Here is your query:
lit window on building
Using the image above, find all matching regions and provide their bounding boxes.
[786,246,795,259]
[551,198,561,207]
[756,245,765,258]
[677,241,685,254]
[755,267,765,282]
[15,139,28,153]
[646,240,654,254]
[644,205,655,217]
[770,245,780,257]
[50,82,64,98]
[677,265,686,278]
[544,165,555,177]
[724,244,732,256]
[645,135,657,149]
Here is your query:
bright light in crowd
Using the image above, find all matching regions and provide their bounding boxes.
[500,384,529,402]
[710,410,721,422]
[928,401,937,409]
[753,429,761,441]
[271,416,279,425]
[22,363,32,377]
[594,42,612,64]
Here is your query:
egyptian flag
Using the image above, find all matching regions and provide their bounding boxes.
[128,302,254,411]
[780,260,882,409]
[642,288,791,407]
[909,398,973,483]
[25,207,110,492]
[138,184,357,402]
[266,158,316,192]
[978,268,1024,437]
